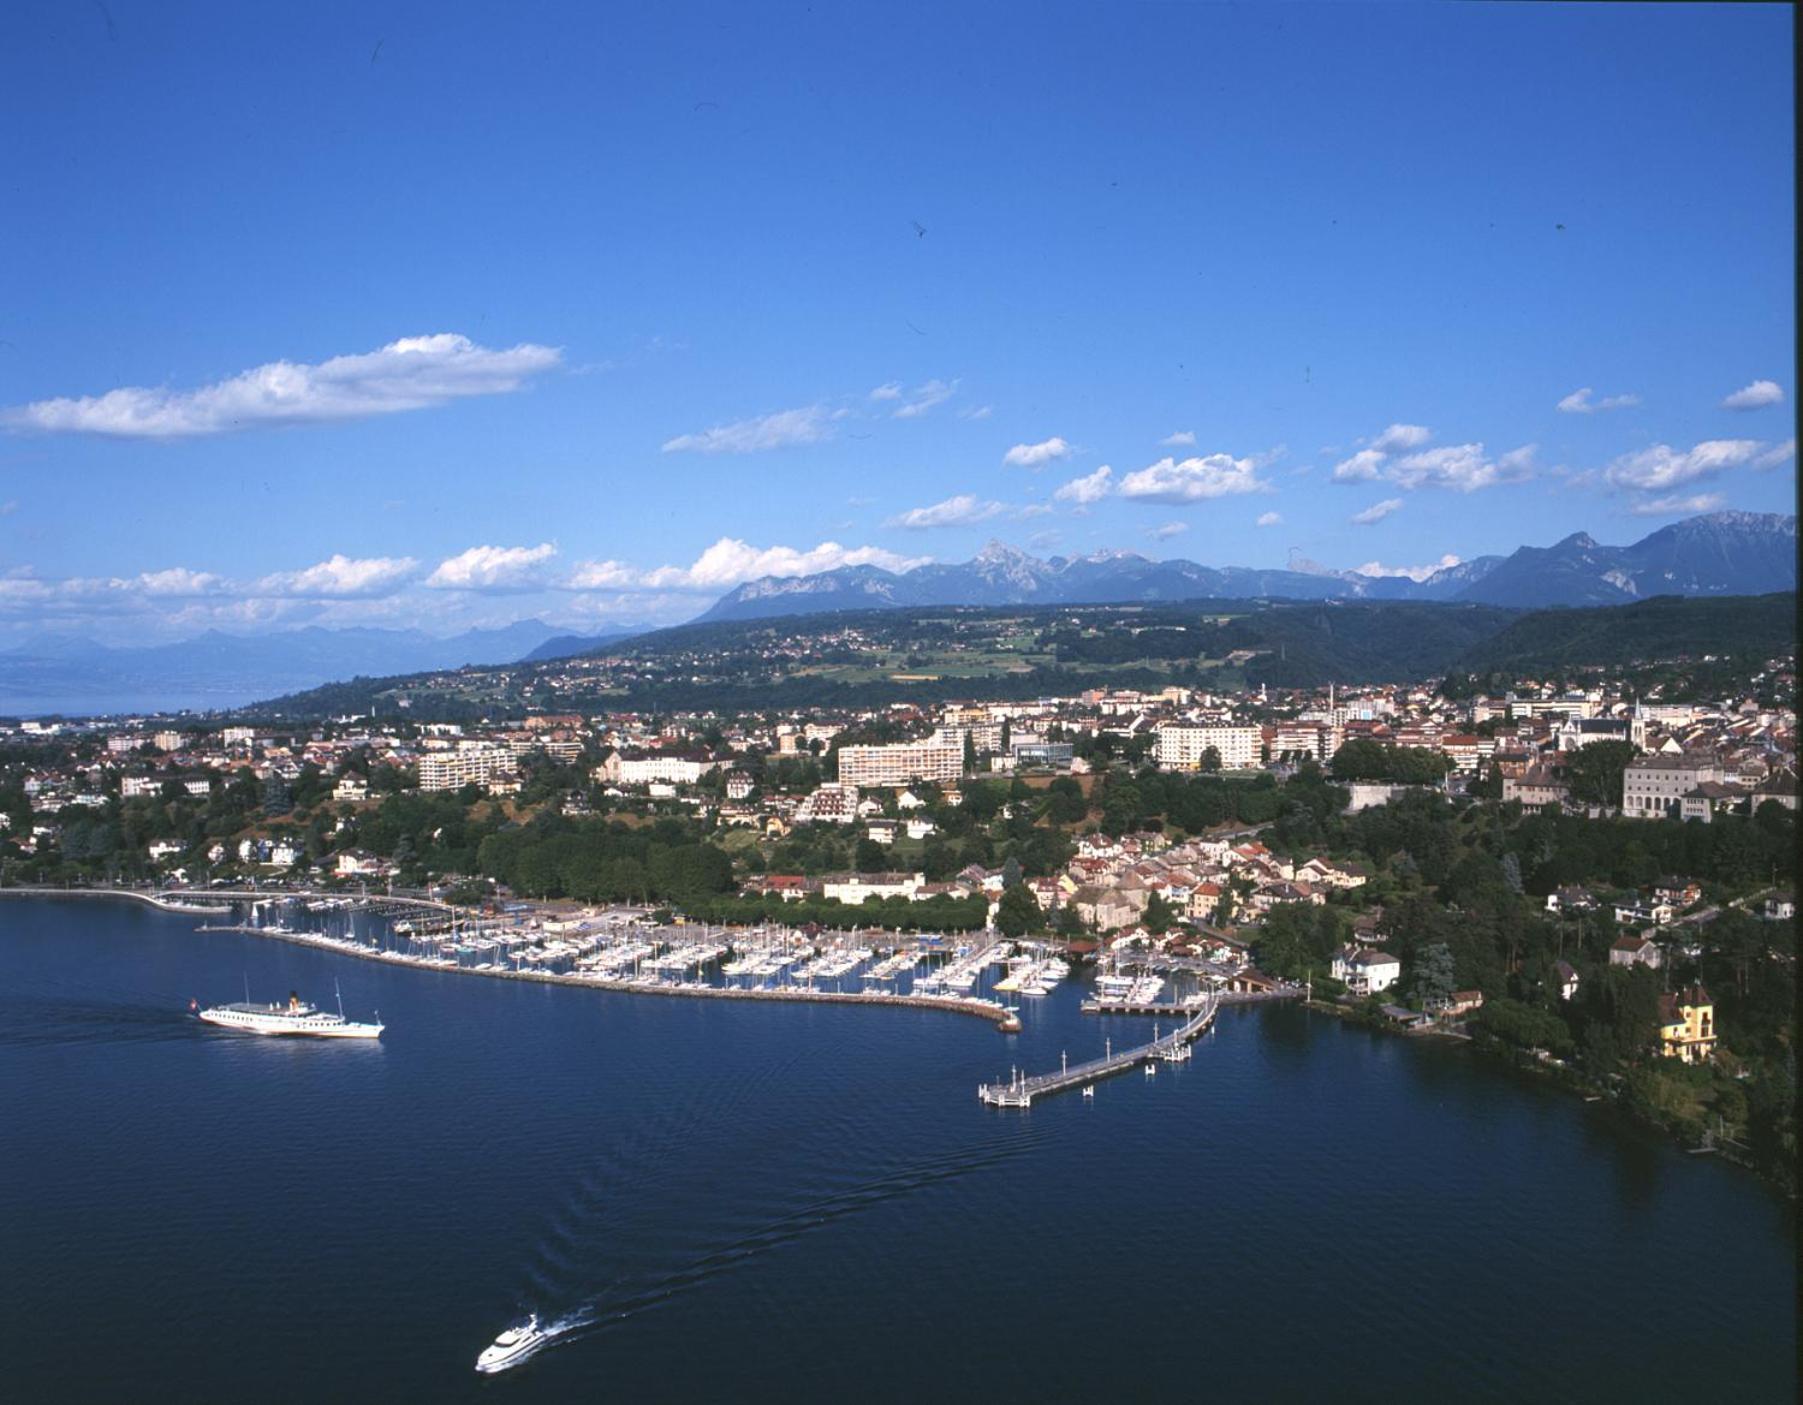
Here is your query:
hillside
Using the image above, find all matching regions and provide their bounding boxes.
[1456,593,1798,670]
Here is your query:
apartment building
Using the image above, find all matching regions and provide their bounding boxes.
[1154,724,1263,771]
[418,742,517,792]
[836,740,964,788]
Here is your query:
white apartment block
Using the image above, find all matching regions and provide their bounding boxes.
[836,740,964,788]
[418,742,517,792]
[1155,724,1263,771]
[1270,723,1342,763]
[936,721,1005,752]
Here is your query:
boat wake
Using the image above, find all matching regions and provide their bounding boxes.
[0,993,206,1048]
[482,1054,1043,1373]
[512,1131,1033,1371]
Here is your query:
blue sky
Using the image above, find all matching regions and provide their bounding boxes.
[0,0,1794,644]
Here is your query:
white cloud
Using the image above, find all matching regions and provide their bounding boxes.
[868,382,903,401]
[1371,423,1432,452]
[1720,378,1784,411]
[1116,453,1271,503]
[1335,424,1533,492]
[3,333,561,439]
[1003,436,1072,468]
[1147,521,1188,541]
[254,554,419,599]
[959,404,993,421]
[1557,386,1640,414]
[1389,442,1535,491]
[1330,448,1388,483]
[1350,498,1404,525]
[135,567,231,597]
[0,565,236,619]
[662,404,836,454]
[0,500,16,516]
[891,378,957,419]
[1160,430,1197,448]
[885,494,1006,530]
[425,543,558,591]
[1753,438,1795,470]
[566,559,641,590]
[1352,553,1461,581]
[1603,439,1766,491]
[609,539,929,591]
[1255,511,1282,528]
[1052,465,1114,506]
[1626,493,1727,518]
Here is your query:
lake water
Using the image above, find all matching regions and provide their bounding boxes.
[0,897,1793,1402]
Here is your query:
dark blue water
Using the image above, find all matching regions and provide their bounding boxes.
[1,898,1794,1402]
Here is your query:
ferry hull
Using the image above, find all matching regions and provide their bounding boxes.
[196,1010,383,1039]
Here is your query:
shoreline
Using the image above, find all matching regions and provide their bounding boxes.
[1306,995,1792,1198]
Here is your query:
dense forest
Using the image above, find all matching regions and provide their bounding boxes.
[1455,592,1795,670]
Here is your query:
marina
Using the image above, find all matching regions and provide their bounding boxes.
[2,885,1301,1067]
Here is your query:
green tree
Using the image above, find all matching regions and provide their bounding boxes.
[995,882,1041,938]
[1142,890,1178,935]
[1562,740,1637,808]
[1411,941,1458,1008]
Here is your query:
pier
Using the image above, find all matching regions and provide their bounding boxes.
[979,993,1219,1107]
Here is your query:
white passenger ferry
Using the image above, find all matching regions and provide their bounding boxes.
[193,987,383,1039]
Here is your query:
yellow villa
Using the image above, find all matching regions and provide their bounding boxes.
[1657,984,1716,1065]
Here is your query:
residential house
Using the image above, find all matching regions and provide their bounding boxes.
[1331,945,1401,996]
[1657,984,1716,1065]
[1608,933,1662,969]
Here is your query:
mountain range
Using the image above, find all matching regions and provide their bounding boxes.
[0,621,632,718]
[2,512,1792,718]
[697,512,1796,621]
